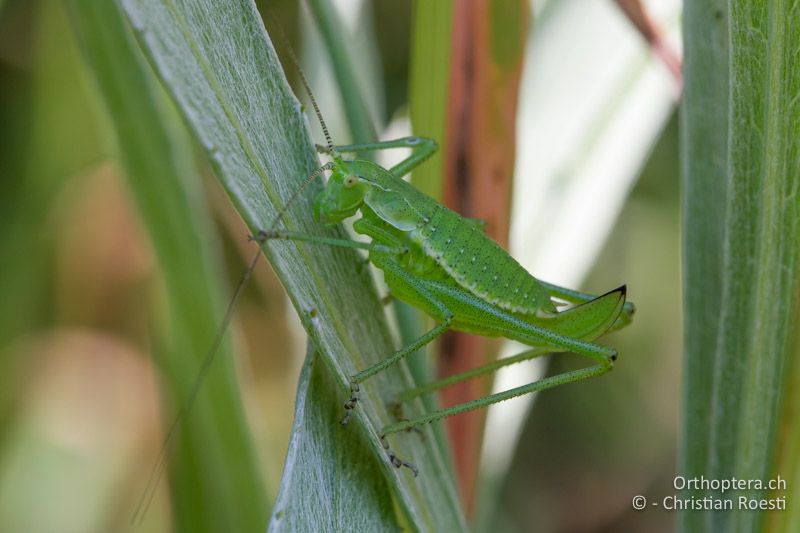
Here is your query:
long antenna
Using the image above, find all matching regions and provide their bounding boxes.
[132,8,337,526]
[131,245,262,526]
[265,1,334,153]
[268,162,333,229]
[131,162,332,526]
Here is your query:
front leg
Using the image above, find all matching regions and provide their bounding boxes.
[316,136,438,180]
[256,229,407,256]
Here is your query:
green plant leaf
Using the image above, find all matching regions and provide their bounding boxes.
[269,345,399,532]
[117,0,466,529]
[679,2,729,529]
[681,1,800,531]
[66,1,268,531]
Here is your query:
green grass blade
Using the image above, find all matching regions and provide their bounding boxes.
[679,2,729,527]
[117,0,466,529]
[408,0,452,200]
[681,2,800,531]
[66,1,268,530]
[306,0,376,144]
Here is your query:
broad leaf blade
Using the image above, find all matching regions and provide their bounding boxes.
[681,1,800,531]
[269,346,399,532]
[679,2,728,530]
[118,0,466,530]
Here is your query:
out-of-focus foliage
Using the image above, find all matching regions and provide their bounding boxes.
[681,2,800,532]
[493,114,681,533]
[68,0,268,531]
[0,1,293,531]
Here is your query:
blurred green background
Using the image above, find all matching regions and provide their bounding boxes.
[0,0,681,531]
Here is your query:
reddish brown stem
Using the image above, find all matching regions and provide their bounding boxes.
[439,0,529,517]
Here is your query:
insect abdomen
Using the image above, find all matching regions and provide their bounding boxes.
[415,205,554,314]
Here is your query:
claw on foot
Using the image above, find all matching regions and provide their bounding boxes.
[249,230,266,242]
[380,434,419,477]
[250,229,277,242]
[340,380,360,425]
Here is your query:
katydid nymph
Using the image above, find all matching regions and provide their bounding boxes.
[134,27,633,523]
[258,127,634,474]
[248,34,634,471]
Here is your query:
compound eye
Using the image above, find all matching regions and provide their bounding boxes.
[344,175,359,188]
